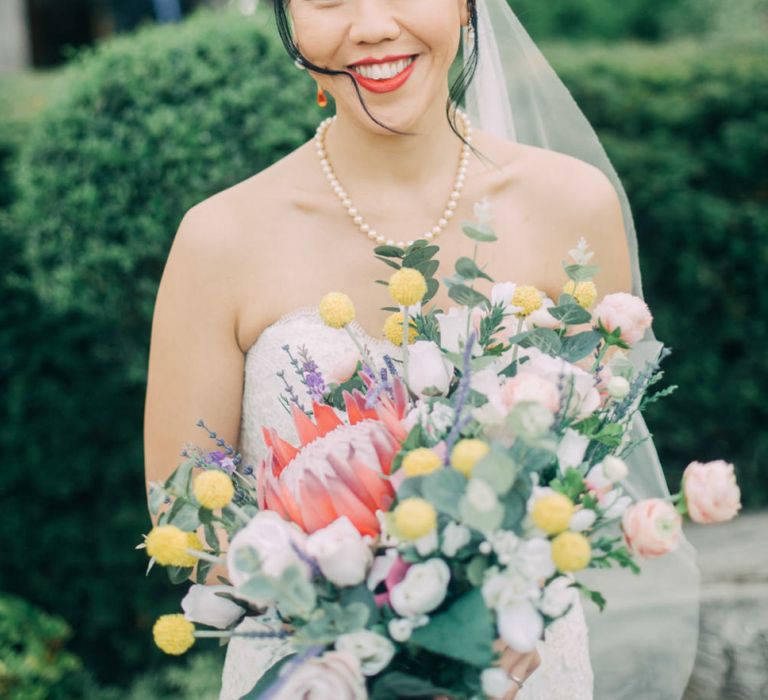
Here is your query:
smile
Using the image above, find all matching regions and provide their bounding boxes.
[348,56,418,94]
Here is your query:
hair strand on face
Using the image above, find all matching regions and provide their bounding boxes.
[274,0,483,157]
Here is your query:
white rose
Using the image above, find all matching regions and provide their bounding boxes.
[491,282,517,307]
[390,559,451,617]
[414,528,439,556]
[407,340,454,397]
[467,478,499,512]
[569,508,597,532]
[603,455,629,482]
[271,650,366,700]
[556,428,590,471]
[481,667,516,698]
[336,630,396,676]
[436,306,483,357]
[306,516,373,587]
[604,493,632,519]
[539,575,578,618]
[388,617,414,642]
[607,375,631,399]
[181,584,245,630]
[516,537,556,581]
[497,601,544,653]
[227,511,310,593]
[441,521,472,557]
[489,530,520,565]
[482,570,538,610]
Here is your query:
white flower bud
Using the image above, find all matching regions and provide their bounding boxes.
[569,508,597,532]
[607,375,631,399]
[603,455,629,482]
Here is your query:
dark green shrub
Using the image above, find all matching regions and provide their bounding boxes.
[545,37,768,504]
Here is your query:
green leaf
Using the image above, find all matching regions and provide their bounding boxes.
[396,475,424,500]
[238,653,297,700]
[548,303,592,325]
[371,672,454,699]
[448,283,490,309]
[471,444,520,495]
[237,574,275,603]
[165,457,194,496]
[461,221,497,242]
[338,585,380,626]
[148,483,167,516]
[403,244,439,267]
[560,330,602,363]
[455,256,493,281]
[466,555,489,586]
[167,565,194,585]
[276,565,317,619]
[375,255,401,270]
[563,263,600,282]
[409,588,495,667]
[374,245,405,258]
[422,468,466,519]
[166,499,200,531]
[459,491,504,532]
[511,327,562,356]
[424,277,440,304]
[415,258,440,279]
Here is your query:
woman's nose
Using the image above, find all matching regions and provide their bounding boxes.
[347,0,401,44]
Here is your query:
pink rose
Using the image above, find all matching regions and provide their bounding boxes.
[528,301,561,330]
[500,373,560,413]
[683,460,741,524]
[327,348,360,384]
[621,498,682,558]
[592,292,653,345]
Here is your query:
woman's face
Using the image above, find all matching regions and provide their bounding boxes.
[288,0,469,132]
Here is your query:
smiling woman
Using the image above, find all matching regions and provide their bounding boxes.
[142,0,700,698]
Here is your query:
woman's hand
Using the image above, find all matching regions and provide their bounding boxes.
[434,641,541,700]
[491,640,541,699]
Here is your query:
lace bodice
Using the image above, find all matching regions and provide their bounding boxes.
[219,305,593,700]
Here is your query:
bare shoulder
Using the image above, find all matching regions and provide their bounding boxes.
[473,129,632,294]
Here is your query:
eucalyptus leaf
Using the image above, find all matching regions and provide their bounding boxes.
[371,673,454,699]
[167,565,194,585]
[374,245,405,258]
[548,303,592,325]
[234,545,261,575]
[403,244,439,267]
[455,256,493,281]
[167,499,200,531]
[237,574,275,604]
[276,565,316,619]
[563,263,600,282]
[375,255,401,270]
[148,483,167,516]
[422,468,466,519]
[415,258,440,278]
[466,555,489,586]
[560,330,602,363]
[513,327,562,356]
[238,653,297,700]
[459,494,504,532]
[471,445,520,495]
[409,588,495,667]
[165,457,194,496]
[424,277,440,303]
[448,284,490,309]
[461,221,498,242]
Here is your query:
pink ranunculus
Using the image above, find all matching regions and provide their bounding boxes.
[592,292,653,345]
[327,348,361,384]
[621,498,682,558]
[683,460,741,524]
[501,372,560,413]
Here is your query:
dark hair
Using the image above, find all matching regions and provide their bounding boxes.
[273,0,479,150]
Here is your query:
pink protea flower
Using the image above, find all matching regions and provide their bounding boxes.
[256,378,409,537]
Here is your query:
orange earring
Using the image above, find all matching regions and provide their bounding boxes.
[316,85,328,108]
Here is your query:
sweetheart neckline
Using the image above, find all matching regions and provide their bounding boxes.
[244,304,401,357]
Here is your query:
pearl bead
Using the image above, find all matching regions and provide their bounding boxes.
[315,110,471,245]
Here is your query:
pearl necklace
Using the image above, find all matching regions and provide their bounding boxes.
[314,109,473,248]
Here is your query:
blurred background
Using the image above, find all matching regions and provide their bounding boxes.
[0,0,766,698]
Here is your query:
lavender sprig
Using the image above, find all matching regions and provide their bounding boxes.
[276,369,310,416]
[297,345,327,403]
[443,330,477,461]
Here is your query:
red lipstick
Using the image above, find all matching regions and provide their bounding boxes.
[348,56,418,94]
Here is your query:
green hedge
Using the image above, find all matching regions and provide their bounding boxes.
[2,4,766,689]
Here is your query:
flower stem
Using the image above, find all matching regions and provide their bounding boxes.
[344,326,378,376]
[186,549,225,565]
[510,316,525,364]
[401,306,410,389]
[226,502,252,524]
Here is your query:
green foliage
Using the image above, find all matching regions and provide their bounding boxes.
[545,37,768,506]
[16,5,324,383]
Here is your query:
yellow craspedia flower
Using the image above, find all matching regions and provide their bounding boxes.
[388,268,427,306]
[511,285,543,317]
[551,531,592,572]
[153,614,195,655]
[319,292,355,328]
[393,497,437,540]
[450,439,490,478]
[402,447,443,477]
[193,470,234,510]
[145,525,202,567]
[383,312,418,346]
[563,280,598,309]
[531,493,575,535]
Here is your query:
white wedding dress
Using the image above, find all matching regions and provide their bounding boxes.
[219,305,594,700]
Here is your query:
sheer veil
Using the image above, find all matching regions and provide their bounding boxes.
[461,2,701,697]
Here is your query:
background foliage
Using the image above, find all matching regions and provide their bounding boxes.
[1,2,765,696]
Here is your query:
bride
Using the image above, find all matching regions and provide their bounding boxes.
[144,0,700,697]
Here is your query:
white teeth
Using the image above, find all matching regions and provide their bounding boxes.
[354,56,414,80]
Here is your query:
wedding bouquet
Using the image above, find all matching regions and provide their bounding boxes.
[141,199,741,700]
